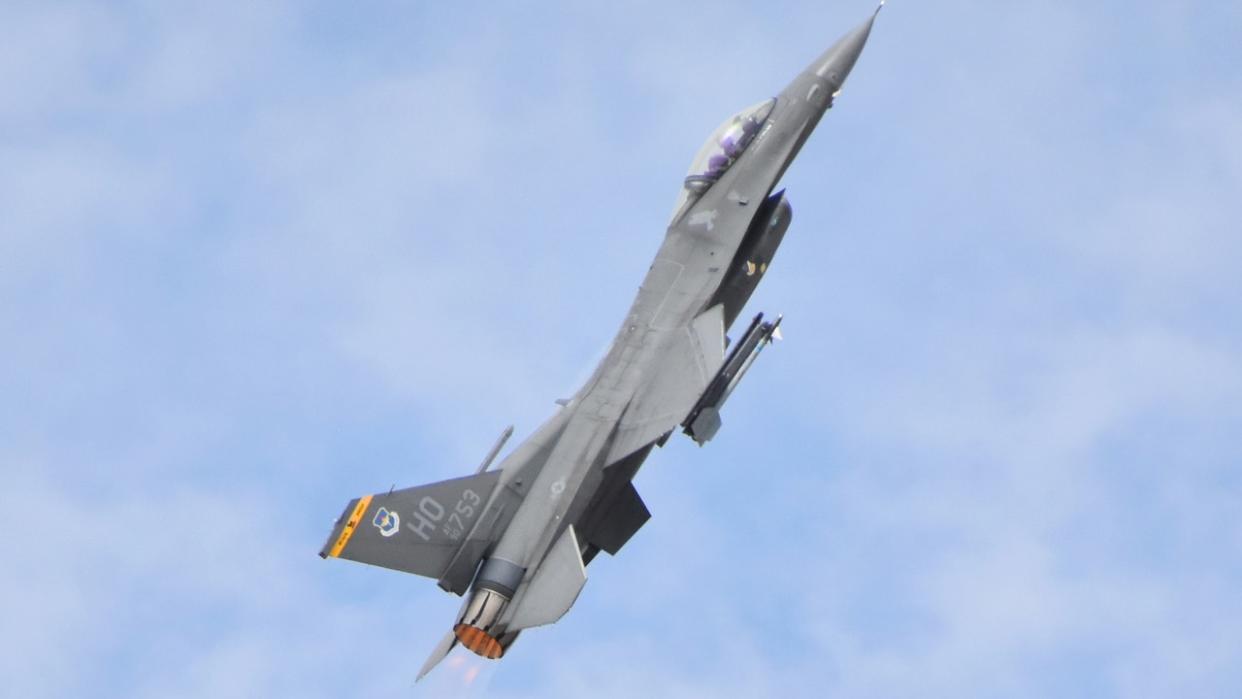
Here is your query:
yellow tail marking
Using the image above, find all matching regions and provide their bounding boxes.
[327,495,374,558]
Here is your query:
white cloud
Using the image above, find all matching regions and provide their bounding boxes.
[3,1,1241,697]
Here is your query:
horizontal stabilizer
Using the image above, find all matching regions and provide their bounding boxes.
[505,525,587,631]
[319,470,502,581]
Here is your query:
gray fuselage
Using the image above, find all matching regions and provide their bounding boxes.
[481,27,868,608]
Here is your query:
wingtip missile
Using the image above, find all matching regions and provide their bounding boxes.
[682,312,784,445]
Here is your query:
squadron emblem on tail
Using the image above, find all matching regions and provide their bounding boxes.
[372,507,400,538]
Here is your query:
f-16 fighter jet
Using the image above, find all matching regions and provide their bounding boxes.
[320,6,881,679]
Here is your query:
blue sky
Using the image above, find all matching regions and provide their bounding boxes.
[3,1,1240,696]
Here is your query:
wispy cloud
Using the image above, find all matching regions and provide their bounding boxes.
[2,1,1240,697]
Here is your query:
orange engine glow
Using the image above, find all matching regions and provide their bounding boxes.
[454,623,504,659]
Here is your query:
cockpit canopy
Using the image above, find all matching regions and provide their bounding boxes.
[683,98,776,195]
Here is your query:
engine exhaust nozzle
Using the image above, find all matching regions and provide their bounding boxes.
[454,587,509,659]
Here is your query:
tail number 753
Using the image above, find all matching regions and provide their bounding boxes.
[406,489,482,542]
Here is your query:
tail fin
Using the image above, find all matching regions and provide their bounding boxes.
[319,469,503,581]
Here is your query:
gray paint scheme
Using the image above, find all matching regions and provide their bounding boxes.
[320,8,880,679]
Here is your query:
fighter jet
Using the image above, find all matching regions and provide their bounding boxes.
[320,7,880,679]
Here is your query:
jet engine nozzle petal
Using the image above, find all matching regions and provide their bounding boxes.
[454,587,511,659]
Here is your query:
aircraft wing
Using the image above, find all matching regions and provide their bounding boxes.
[605,304,726,462]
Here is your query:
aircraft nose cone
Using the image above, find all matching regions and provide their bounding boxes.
[812,7,879,90]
